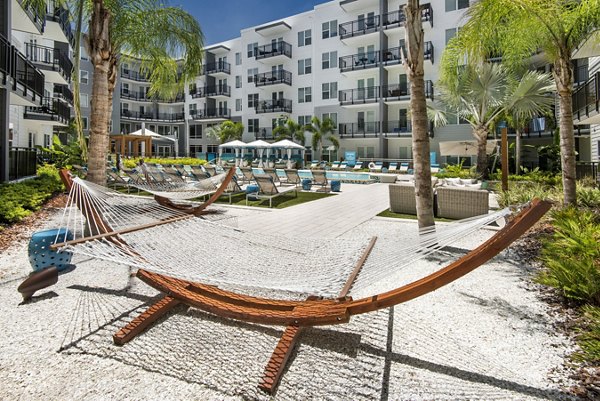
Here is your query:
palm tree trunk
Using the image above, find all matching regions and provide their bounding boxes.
[553,56,577,206]
[405,0,434,229]
[87,0,112,185]
[72,0,87,161]
[515,128,521,174]
[475,128,489,179]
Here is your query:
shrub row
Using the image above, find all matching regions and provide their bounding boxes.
[0,165,64,226]
[121,157,206,169]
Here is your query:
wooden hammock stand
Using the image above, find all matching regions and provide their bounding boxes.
[31,170,550,394]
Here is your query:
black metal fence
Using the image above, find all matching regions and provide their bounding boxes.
[9,148,38,181]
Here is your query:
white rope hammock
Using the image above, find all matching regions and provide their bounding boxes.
[54,177,512,299]
[130,172,230,200]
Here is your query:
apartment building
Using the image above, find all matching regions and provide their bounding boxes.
[0,0,73,181]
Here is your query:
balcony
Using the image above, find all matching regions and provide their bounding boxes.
[121,110,185,122]
[121,89,185,103]
[255,98,292,114]
[189,85,231,98]
[340,51,380,73]
[254,41,292,61]
[203,61,231,75]
[339,87,380,106]
[25,43,72,84]
[121,68,150,82]
[14,0,46,34]
[338,122,381,138]
[573,72,600,125]
[256,127,276,140]
[382,80,434,103]
[46,4,75,46]
[254,70,292,87]
[382,3,433,32]
[339,16,380,41]
[53,84,73,104]
[382,42,434,69]
[384,120,412,137]
[24,96,70,125]
[190,108,231,121]
[0,34,44,105]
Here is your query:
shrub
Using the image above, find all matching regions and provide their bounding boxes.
[489,167,561,186]
[0,165,64,225]
[577,186,600,209]
[497,182,562,207]
[537,208,600,305]
[121,157,207,169]
[435,162,477,179]
[574,305,600,364]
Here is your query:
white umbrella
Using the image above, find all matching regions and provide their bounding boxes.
[219,140,247,166]
[271,140,305,169]
[439,140,497,157]
[245,140,272,167]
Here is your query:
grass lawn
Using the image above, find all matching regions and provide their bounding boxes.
[377,209,454,222]
[216,191,335,209]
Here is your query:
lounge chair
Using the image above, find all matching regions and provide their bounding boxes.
[399,162,409,173]
[311,170,331,192]
[353,161,363,170]
[106,169,133,192]
[309,160,319,169]
[263,168,282,186]
[431,164,440,174]
[220,176,245,204]
[370,161,383,172]
[388,162,398,173]
[284,169,302,187]
[203,164,217,177]
[247,174,297,207]
[331,161,340,170]
[240,167,255,184]
[339,162,348,171]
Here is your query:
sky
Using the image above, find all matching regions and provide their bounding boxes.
[174,0,329,45]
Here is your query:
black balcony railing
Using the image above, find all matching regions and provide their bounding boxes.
[53,84,73,104]
[255,99,292,114]
[254,70,292,86]
[338,122,381,138]
[120,89,185,103]
[339,86,380,105]
[382,3,433,29]
[424,41,435,63]
[381,42,434,66]
[25,43,72,82]
[339,15,380,39]
[385,120,412,136]
[9,147,38,181]
[190,85,230,98]
[121,68,150,82]
[47,5,75,45]
[256,127,276,140]
[120,110,185,122]
[255,41,292,60]
[573,72,600,122]
[203,61,231,75]
[16,0,46,33]
[1,34,45,102]
[382,80,434,100]
[340,51,380,72]
[190,108,231,120]
[24,96,71,124]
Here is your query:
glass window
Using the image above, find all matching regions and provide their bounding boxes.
[445,28,457,45]
[80,70,89,84]
[399,146,412,160]
[298,115,312,126]
[322,51,337,69]
[236,75,242,88]
[82,117,88,130]
[236,98,242,112]
[80,93,89,107]
[322,112,337,126]
[189,125,202,139]
[298,29,312,46]
[298,87,312,103]
[248,118,259,133]
[322,82,337,100]
[247,68,258,83]
[298,58,311,75]
[248,93,258,108]
[235,52,242,65]
[322,20,337,39]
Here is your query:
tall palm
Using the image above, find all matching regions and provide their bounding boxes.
[206,120,244,144]
[441,0,600,205]
[85,0,203,184]
[272,119,306,145]
[437,64,555,178]
[404,0,434,228]
[306,117,339,161]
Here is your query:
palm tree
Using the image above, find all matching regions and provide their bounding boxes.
[441,0,600,205]
[404,0,435,228]
[206,120,244,144]
[272,119,306,145]
[84,0,203,184]
[437,64,555,178]
[305,117,339,161]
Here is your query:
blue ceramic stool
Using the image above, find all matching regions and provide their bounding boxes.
[331,180,341,192]
[28,228,73,272]
[302,179,312,191]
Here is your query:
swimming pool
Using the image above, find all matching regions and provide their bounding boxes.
[245,168,378,184]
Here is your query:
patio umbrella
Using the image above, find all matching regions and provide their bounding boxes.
[245,140,272,167]
[439,140,497,157]
[219,140,247,166]
[271,139,305,169]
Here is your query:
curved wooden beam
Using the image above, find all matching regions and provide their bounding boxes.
[153,167,236,216]
[135,199,551,326]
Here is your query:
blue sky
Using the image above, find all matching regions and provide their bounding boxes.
[174,0,329,44]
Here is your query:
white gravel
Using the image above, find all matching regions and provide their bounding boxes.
[0,205,578,401]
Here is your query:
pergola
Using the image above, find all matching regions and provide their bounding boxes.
[218,140,247,166]
[111,128,176,157]
[270,139,305,169]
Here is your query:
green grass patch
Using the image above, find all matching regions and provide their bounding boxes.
[377,209,454,222]
[216,191,334,209]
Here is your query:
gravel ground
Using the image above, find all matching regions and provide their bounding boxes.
[0,205,579,401]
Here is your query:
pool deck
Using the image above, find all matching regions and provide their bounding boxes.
[236,183,390,238]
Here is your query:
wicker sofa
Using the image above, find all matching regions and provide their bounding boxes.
[436,187,489,219]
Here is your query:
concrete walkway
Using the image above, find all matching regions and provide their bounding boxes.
[236,183,390,238]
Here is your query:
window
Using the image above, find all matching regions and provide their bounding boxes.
[80,93,89,107]
[247,42,258,57]
[298,58,312,75]
[248,93,258,108]
[298,87,312,103]
[298,115,312,126]
[236,75,242,88]
[399,146,412,160]
[235,98,242,112]
[80,70,89,84]
[82,117,88,130]
[446,0,469,12]
[322,20,337,39]
[80,47,88,61]
[247,67,258,83]
[445,28,457,45]
[248,118,259,133]
[298,29,311,46]
[322,82,338,100]
[322,112,337,126]
[189,125,202,139]
[43,134,51,148]
[357,146,375,158]
[322,51,337,69]
[235,52,242,65]
[207,145,218,153]
[28,132,35,148]
[189,103,197,114]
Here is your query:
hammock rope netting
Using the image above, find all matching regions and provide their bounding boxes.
[127,171,231,200]
[53,177,514,299]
